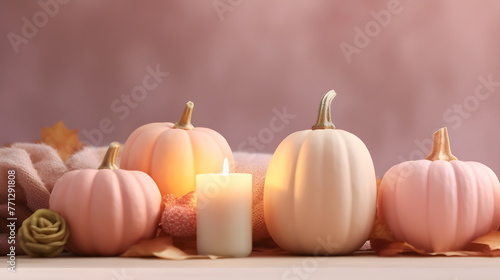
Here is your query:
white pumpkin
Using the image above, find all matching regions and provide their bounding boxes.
[264,90,377,255]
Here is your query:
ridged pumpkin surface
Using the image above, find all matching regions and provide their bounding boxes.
[264,90,377,255]
[50,144,162,256]
[379,158,500,252]
[378,127,500,252]
[120,122,234,197]
[120,102,234,198]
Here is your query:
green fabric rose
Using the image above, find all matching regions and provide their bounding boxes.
[18,209,70,257]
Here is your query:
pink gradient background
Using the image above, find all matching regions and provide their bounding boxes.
[1,0,499,177]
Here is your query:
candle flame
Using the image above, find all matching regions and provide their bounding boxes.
[222,158,229,175]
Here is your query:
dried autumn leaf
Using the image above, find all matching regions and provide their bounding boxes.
[373,231,500,257]
[472,230,500,250]
[370,241,430,256]
[461,231,500,256]
[369,211,398,252]
[369,178,397,252]
[120,236,220,260]
[40,121,84,161]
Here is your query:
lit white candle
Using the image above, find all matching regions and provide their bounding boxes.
[196,158,252,257]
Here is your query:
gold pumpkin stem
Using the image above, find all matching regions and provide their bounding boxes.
[425,127,458,161]
[174,101,195,130]
[312,90,337,130]
[98,142,120,170]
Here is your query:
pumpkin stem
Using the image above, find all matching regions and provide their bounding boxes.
[174,101,195,130]
[98,142,120,170]
[425,127,458,161]
[312,90,337,130]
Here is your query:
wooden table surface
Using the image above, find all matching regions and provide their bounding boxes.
[2,252,499,280]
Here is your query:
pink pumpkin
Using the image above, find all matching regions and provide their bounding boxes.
[378,127,500,252]
[50,142,162,256]
[120,101,234,198]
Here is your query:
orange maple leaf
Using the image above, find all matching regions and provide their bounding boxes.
[40,121,84,161]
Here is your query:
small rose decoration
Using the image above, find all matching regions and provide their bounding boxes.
[18,209,70,257]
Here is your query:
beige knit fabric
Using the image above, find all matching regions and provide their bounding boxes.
[234,152,272,241]
[0,143,67,254]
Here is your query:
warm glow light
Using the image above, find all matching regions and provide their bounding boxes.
[222,158,229,175]
[196,157,252,257]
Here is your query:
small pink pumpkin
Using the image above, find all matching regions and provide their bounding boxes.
[378,127,500,252]
[50,142,162,256]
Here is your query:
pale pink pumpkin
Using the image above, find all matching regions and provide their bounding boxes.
[49,142,162,256]
[378,127,500,252]
[120,101,234,198]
